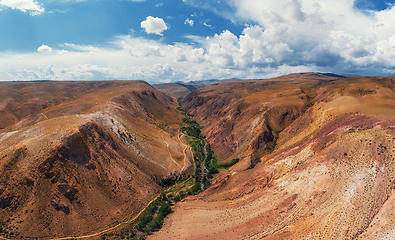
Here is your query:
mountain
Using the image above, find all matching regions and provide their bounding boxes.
[3,72,395,239]
[153,82,197,99]
[153,79,233,99]
[0,81,193,238]
[150,73,395,239]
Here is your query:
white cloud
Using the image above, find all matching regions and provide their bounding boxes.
[225,0,395,71]
[178,0,395,76]
[0,0,44,16]
[141,16,168,35]
[0,31,319,83]
[184,18,194,26]
[203,22,213,28]
[37,44,53,53]
[2,0,395,82]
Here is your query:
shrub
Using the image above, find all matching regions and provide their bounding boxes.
[160,193,167,201]
[173,194,181,202]
[182,118,198,125]
[137,214,153,230]
[219,158,239,168]
[147,202,158,215]
[181,125,202,139]
[143,225,152,234]
[208,166,218,175]
[138,234,146,240]
[158,202,172,219]
[191,183,200,193]
[147,218,162,231]
[202,175,210,189]
[179,191,184,197]
[160,177,175,187]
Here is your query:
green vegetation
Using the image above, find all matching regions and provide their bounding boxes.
[159,177,176,187]
[206,144,213,162]
[181,125,203,139]
[182,117,198,125]
[173,194,181,202]
[202,175,210,189]
[213,158,240,169]
[100,100,223,239]
[116,193,173,240]
[177,100,221,193]
[176,98,192,117]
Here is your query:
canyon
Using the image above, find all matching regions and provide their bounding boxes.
[152,73,395,240]
[2,73,395,239]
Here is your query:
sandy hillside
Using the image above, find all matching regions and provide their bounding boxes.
[150,74,395,239]
[0,81,193,239]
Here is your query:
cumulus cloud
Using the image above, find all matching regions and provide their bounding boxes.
[37,44,53,53]
[0,30,319,83]
[184,18,194,26]
[222,0,395,73]
[2,0,395,82]
[0,0,44,15]
[177,0,395,76]
[141,16,168,35]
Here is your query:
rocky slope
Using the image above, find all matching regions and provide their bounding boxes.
[181,74,321,168]
[0,81,192,239]
[150,74,395,239]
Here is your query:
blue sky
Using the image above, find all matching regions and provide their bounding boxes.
[0,0,244,52]
[0,0,395,82]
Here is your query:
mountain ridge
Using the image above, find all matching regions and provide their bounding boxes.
[3,73,395,239]
[150,74,395,239]
[0,80,193,238]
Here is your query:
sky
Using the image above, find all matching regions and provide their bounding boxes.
[0,0,395,83]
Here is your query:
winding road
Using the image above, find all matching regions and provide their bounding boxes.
[159,129,182,169]
[178,132,193,172]
[46,129,191,240]
[49,192,162,240]
[1,129,193,240]
[158,129,192,173]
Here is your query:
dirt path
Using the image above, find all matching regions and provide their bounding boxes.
[41,112,49,120]
[47,130,192,240]
[45,129,188,240]
[49,192,163,240]
[178,132,192,171]
[159,129,182,169]
[8,129,191,240]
